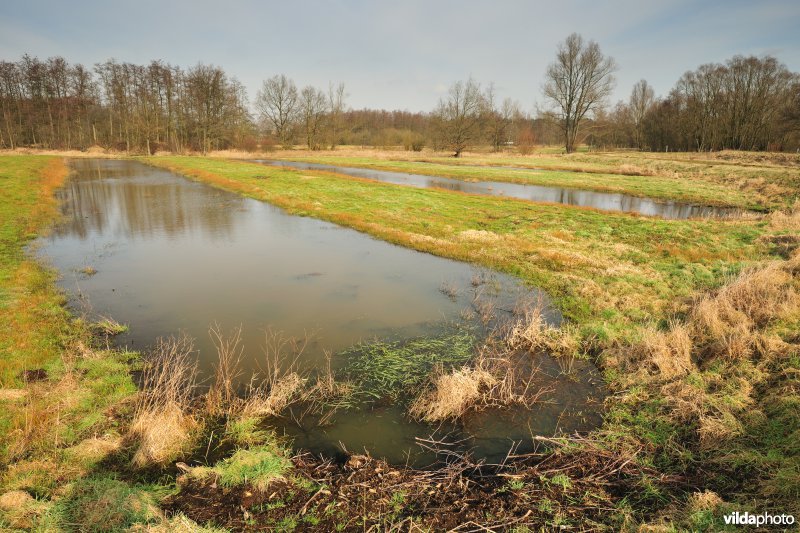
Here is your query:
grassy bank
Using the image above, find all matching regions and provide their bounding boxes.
[245,148,799,211]
[0,156,182,530]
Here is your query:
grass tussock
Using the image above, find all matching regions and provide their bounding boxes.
[92,315,129,336]
[632,321,693,379]
[689,260,798,361]
[57,475,162,532]
[768,198,800,230]
[505,305,579,359]
[130,334,198,467]
[239,326,310,417]
[241,372,305,417]
[184,445,290,492]
[613,251,800,485]
[204,323,245,414]
[409,366,496,422]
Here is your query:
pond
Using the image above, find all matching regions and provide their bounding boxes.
[255,159,741,219]
[38,159,604,465]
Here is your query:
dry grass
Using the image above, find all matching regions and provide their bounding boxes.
[689,261,798,361]
[205,324,245,414]
[505,303,579,360]
[66,436,123,464]
[633,322,693,379]
[239,327,311,417]
[0,389,27,401]
[241,372,305,417]
[768,198,800,230]
[409,366,496,422]
[129,334,198,467]
[0,489,33,511]
[0,489,36,529]
[130,404,197,467]
[687,490,724,513]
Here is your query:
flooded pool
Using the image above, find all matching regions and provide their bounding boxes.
[256,159,740,220]
[38,159,604,465]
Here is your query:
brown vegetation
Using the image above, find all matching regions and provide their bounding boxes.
[129,334,198,467]
[409,366,496,422]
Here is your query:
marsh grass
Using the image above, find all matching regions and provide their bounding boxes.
[205,323,245,414]
[78,265,97,276]
[341,329,476,402]
[439,280,460,301]
[130,334,198,467]
[92,315,128,336]
[409,366,496,422]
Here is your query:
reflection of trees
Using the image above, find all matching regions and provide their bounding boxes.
[53,160,242,241]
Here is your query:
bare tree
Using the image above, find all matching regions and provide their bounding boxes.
[542,33,616,153]
[327,82,346,149]
[483,83,520,151]
[255,74,298,148]
[433,78,485,157]
[299,85,328,150]
[629,79,654,150]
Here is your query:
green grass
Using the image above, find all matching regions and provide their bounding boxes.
[0,155,72,385]
[0,152,796,530]
[203,445,292,491]
[49,475,163,532]
[145,153,799,528]
[0,155,160,530]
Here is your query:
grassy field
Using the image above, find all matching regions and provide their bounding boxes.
[1,151,798,530]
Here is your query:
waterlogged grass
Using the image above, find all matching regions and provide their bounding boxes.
[258,148,798,210]
[1,153,796,529]
[145,155,770,341]
[342,329,476,402]
[144,154,800,528]
[260,153,760,209]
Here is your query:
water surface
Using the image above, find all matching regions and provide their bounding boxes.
[256,159,740,219]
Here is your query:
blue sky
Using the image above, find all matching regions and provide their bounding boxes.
[1,0,798,113]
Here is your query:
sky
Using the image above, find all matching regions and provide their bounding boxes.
[1,0,799,114]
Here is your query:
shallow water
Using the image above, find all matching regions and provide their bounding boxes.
[256,159,740,219]
[38,159,604,465]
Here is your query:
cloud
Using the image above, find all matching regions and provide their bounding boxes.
[0,0,797,112]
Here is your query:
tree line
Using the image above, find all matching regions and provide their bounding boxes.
[1,38,798,154]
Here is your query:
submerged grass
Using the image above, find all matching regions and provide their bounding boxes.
[341,329,476,402]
